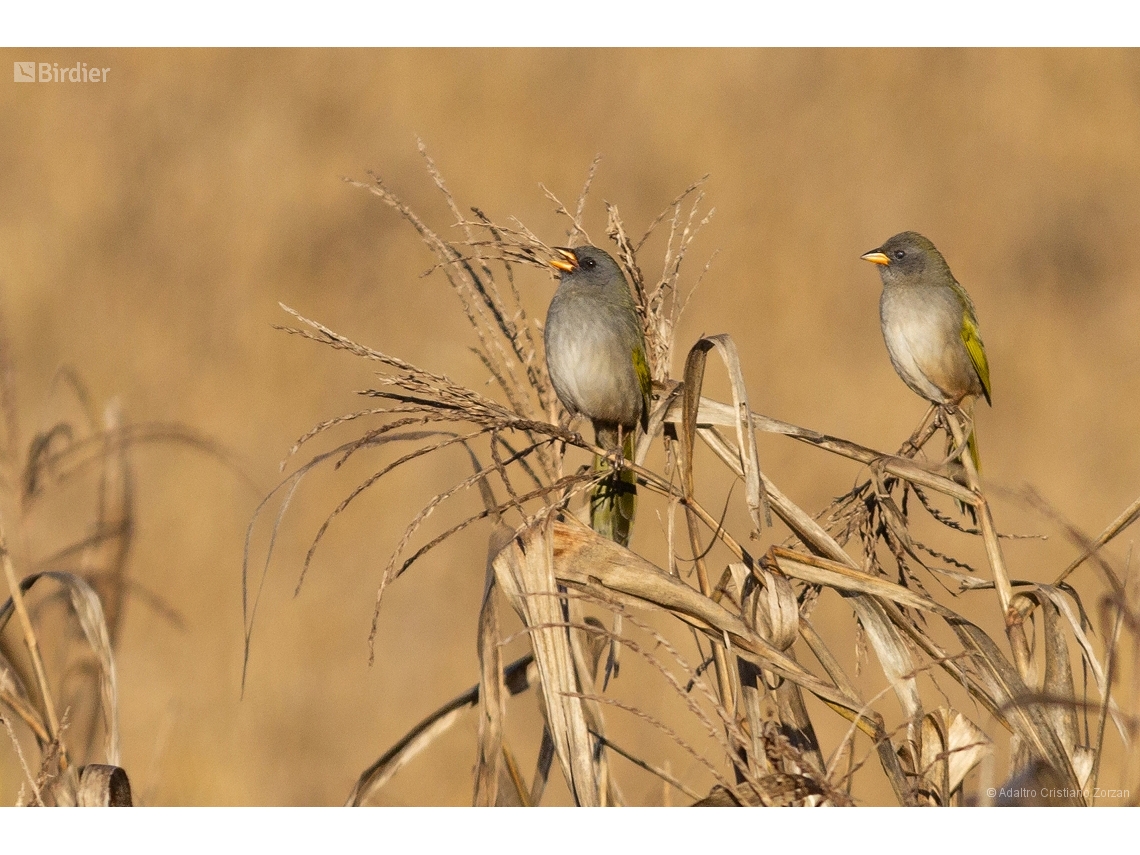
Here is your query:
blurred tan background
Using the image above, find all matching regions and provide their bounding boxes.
[0,49,1138,805]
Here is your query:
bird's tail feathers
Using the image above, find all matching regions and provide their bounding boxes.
[966,427,982,476]
[590,430,637,548]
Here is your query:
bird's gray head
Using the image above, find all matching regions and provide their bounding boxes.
[548,245,626,289]
[861,231,951,284]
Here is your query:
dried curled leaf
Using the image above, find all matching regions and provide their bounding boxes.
[75,764,133,807]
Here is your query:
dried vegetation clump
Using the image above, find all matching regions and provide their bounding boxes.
[251,146,1140,807]
[0,354,237,805]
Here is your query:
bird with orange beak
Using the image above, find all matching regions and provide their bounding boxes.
[544,245,650,548]
[862,231,992,473]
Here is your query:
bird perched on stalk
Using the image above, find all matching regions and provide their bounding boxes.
[545,245,651,548]
[861,231,991,474]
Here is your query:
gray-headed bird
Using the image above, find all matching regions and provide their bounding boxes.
[862,231,992,472]
[545,245,650,547]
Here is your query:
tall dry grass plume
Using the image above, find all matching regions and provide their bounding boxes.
[248,146,1140,807]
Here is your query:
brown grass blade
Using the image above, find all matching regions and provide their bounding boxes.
[942,414,1027,679]
[590,730,703,801]
[529,726,555,806]
[549,518,871,718]
[917,711,950,804]
[919,708,991,804]
[562,601,621,806]
[950,617,1084,798]
[772,667,827,776]
[1,652,51,745]
[941,709,992,794]
[492,518,600,806]
[0,521,62,754]
[0,568,120,766]
[1019,583,1129,748]
[678,340,737,717]
[24,421,258,503]
[346,654,536,806]
[683,336,768,532]
[847,594,923,722]
[1055,491,1140,589]
[739,562,826,773]
[1040,598,1081,769]
[84,401,132,647]
[766,545,1083,794]
[667,395,977,506]
[47,571,120,766]
[552,607,748,793]
[798,616,863,703]
[699,425,855,566]
[767,548,957,618]
[473,533,507,806]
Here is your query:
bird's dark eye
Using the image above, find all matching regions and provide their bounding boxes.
[893,249,906,260]
[582,257,596,269]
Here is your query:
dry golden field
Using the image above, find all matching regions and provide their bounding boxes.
[1,48,1139,806]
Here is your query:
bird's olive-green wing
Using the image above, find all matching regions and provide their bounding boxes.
[951,279,991,405]
[632,342,652,432]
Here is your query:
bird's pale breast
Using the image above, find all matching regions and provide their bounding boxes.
[545,287,642,428]
[879,283,982,404]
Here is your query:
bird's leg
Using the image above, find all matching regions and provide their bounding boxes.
[899,403,941,459]
[928,405,963,470]
[935,401,975,466]
[952,399,977,454]
[613,423,626,469]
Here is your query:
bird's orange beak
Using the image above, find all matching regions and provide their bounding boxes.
[548,247,578,273]
[861,250,890,266]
